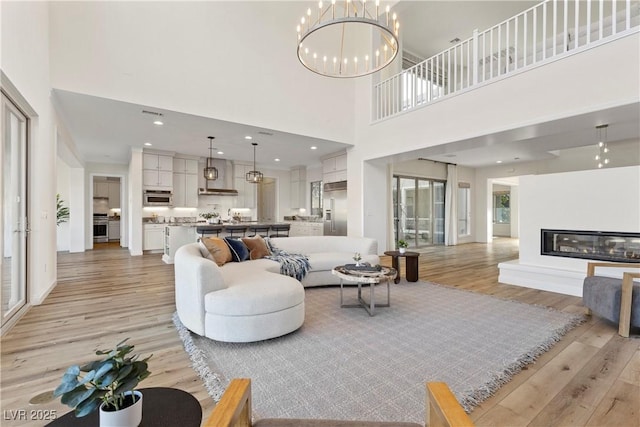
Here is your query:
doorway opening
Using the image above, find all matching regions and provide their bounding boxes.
[91,175,124,250]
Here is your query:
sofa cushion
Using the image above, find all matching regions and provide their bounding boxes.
[200,237,232,266]
[205,272,304,316]
[241,236,271,260]
[225,237,250,262]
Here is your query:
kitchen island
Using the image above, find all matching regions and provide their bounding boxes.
[161,222,291,264]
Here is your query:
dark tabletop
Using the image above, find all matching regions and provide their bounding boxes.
[46,387,202,427]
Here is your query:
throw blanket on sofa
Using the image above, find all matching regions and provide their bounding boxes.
[265,239,311,281]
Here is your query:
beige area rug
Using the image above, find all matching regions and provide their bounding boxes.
[174,280,584,424]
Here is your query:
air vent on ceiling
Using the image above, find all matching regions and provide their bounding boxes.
[141,110,163,117]
[257,131,273,136]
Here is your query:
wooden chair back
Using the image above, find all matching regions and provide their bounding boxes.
[204,379,475,427]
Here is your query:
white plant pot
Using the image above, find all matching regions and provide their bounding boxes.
[399,248,406,254]
[99,391,143,427]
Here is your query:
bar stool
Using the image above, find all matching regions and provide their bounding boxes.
[225,224,248,239]
[196,225,222,240]
[248,225,270,237]
[269,223,290,238]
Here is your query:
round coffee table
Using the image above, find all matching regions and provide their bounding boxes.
[331,265,397,316]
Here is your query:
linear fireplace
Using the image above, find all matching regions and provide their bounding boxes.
[541,229,640,263]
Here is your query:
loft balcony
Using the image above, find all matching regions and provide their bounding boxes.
[373,0,640,122]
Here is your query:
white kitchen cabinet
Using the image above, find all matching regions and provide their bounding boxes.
[173,157,199,208]
[173,158,198,174]
[108,182,120,209]
[162,225,197,264]
[108,220,120,241]
[322,153,347,183]
[290,166,307,208]
[94,182,109,198]
[233,163,256,208]
[289,221,323,237]
[143,223,165,251]
[143,153,173,190]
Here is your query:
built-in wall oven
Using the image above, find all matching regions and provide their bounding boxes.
[144,190,173,206]
[93,213,109,243]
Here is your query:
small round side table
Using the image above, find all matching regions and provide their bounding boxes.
[384,250,420,284]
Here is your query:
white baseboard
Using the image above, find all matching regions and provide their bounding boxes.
[32,279,57,305]
[498,260,585,297]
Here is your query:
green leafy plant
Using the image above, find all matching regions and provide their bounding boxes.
[56,194,70,226]
[53,339,152,417]
[201,211,220,220]
[397,240,408,249]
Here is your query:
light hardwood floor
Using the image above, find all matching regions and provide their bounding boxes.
[1,239,638,426]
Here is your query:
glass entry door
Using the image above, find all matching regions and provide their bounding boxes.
[1,93,28,327]
[393,176,445,248]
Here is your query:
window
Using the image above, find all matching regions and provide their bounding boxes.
[457,183,471,236]
[493,192,510,224]
[392,175,445,247]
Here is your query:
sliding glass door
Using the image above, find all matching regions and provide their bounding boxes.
[393,176,445,248]
[1,93,28,327]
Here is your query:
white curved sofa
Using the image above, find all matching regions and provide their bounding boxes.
[174,236,379,343]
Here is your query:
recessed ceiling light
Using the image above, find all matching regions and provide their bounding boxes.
[274,158,280,162]
[310,146,317,150]
[144,142,152,146]
[153,120,164,126]
[217,151,224,155]
[245,136,253,140]
[496,160,503,164]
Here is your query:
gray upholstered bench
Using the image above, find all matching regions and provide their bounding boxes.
[583,262,640,337]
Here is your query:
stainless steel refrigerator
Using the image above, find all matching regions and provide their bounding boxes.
[323,181,347,236]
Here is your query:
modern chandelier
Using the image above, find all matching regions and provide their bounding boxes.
[203,136,219,181]
[594,124,610,169]
[246,142,263,183]
[296,0,400,78]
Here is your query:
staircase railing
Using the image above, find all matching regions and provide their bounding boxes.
[373,0,639,122]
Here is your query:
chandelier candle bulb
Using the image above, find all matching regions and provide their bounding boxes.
[296,0,399,78]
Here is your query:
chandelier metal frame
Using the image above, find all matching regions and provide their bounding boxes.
[246,142,264,184]
[203,136,219,181]
[296,0,399,78]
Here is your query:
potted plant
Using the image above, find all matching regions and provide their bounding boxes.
[54,338,152,427]
[56,194,70,226]
[397,240,408,254]
[201,211,220,224]
[353,252,362,267]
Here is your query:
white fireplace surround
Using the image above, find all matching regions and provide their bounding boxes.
[499,165,640,297]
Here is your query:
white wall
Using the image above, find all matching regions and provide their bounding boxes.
[1,1,57,304]
[49,1,356,145]
[350,34,640,246]
[500,166,640,296]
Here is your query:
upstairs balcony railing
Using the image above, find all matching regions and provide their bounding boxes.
[373,0,639,122]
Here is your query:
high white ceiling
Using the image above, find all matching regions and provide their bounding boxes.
[53,89,348,168]
[53,1,639,170]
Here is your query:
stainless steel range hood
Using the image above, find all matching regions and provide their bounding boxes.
[198,187,238,196]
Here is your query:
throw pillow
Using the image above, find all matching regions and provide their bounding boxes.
[224,237,250,262]
[200,237,232,267]
[241,236,271,260]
